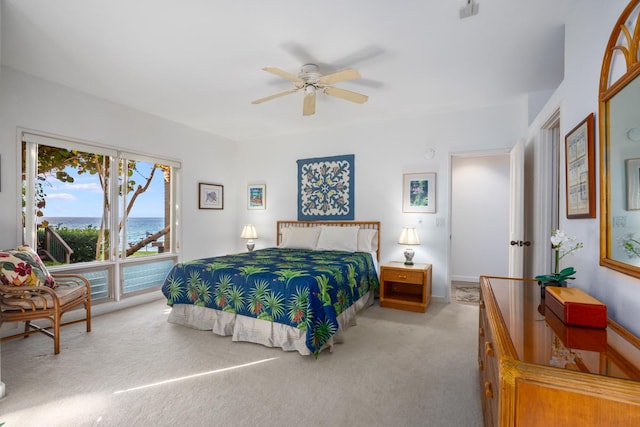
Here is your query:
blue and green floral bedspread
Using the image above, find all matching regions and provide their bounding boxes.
[161,248,379,356]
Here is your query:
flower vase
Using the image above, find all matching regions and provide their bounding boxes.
[539,280,567,298]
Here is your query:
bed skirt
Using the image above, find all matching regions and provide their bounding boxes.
[166,290,374,356]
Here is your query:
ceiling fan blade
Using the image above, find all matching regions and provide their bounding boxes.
[323,86,368,104]
[280,42,321,67]
[318,68,361,85]
[262,67,303,83]
[303,87,316,116]
[251,88,298,104]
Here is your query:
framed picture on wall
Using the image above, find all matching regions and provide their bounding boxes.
[199,182,223,210]
[403,172,436,213]
[248,184,266,210]
[565,113,595,219]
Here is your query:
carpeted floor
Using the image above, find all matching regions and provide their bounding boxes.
[0,297,482,427]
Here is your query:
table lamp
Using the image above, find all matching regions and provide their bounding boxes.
[398,226,420,265]
[240,224,258,251]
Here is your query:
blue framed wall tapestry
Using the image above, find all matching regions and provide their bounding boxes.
[297,154,354,221]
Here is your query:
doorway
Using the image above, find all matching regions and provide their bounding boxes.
[533,110,561,278]
[450,152,511,292]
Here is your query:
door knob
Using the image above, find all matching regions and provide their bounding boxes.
[510,240,531,247]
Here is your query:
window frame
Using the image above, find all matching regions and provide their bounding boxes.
[20,129,181,302]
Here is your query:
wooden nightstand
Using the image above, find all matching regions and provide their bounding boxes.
[379,262,432,313]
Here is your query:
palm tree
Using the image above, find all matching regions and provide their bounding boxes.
[311,318,337,357]
[314,275,332,306]
[214,274,233,308]
[260,290,285,322]
[288,286,311,331]
[249,279,270,316]
[225,285,245,314]
[164,276,184,304]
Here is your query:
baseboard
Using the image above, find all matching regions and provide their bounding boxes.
[91,292,165,318]
[451,275,479,283]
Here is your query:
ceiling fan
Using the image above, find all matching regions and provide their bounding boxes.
[251,64,368,116]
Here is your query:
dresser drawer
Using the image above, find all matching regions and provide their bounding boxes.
[382,269,424,284]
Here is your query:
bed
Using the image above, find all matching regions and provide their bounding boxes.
[161,221,380,356]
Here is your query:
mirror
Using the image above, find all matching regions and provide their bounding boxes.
[600,0,640,277]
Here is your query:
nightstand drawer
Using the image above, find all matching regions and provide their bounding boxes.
[382,269,424,284]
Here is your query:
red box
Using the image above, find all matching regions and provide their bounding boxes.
[544,307,607,352]
[544,286,607,329]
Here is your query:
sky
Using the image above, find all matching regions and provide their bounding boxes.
[42,162,166,218]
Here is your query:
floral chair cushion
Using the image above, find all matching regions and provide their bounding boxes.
[0,246,56,288]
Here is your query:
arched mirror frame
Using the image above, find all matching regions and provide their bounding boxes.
[600,0,640,277]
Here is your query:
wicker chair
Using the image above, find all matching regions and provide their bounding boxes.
[0,273,91,354]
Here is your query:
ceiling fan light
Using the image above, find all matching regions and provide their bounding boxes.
[304,85,316,96]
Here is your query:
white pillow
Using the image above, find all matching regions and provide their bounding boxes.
[279,227,321,249]
[316,226,359,252]
[278,228,291,247]
[357,229,378,252]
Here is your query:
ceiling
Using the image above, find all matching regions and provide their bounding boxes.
[1,0,577,142]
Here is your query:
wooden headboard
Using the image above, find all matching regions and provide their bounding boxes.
[276,220,381,261]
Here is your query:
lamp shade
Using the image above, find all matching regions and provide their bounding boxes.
[240,224,258,240]
[398,227,420,245]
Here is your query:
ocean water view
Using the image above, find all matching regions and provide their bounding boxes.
[42,217,165,249]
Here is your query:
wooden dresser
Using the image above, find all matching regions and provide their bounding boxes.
[479,276,640,426]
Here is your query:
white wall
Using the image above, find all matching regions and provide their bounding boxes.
[235,105,527,300]
[0,62,523,305]
[0,67,239,262]
[451,155,510,281]
[2,0,640,398]
[526,0,640,338]
[2,1,637,334]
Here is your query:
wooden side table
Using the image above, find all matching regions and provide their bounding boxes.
[379,261,432,312]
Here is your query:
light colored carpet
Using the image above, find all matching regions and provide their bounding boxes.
[0,297,482,427]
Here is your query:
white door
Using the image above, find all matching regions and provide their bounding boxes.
[509,139,526,277]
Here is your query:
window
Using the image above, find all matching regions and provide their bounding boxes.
[21,131,180,301]
[118,158,172,259]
